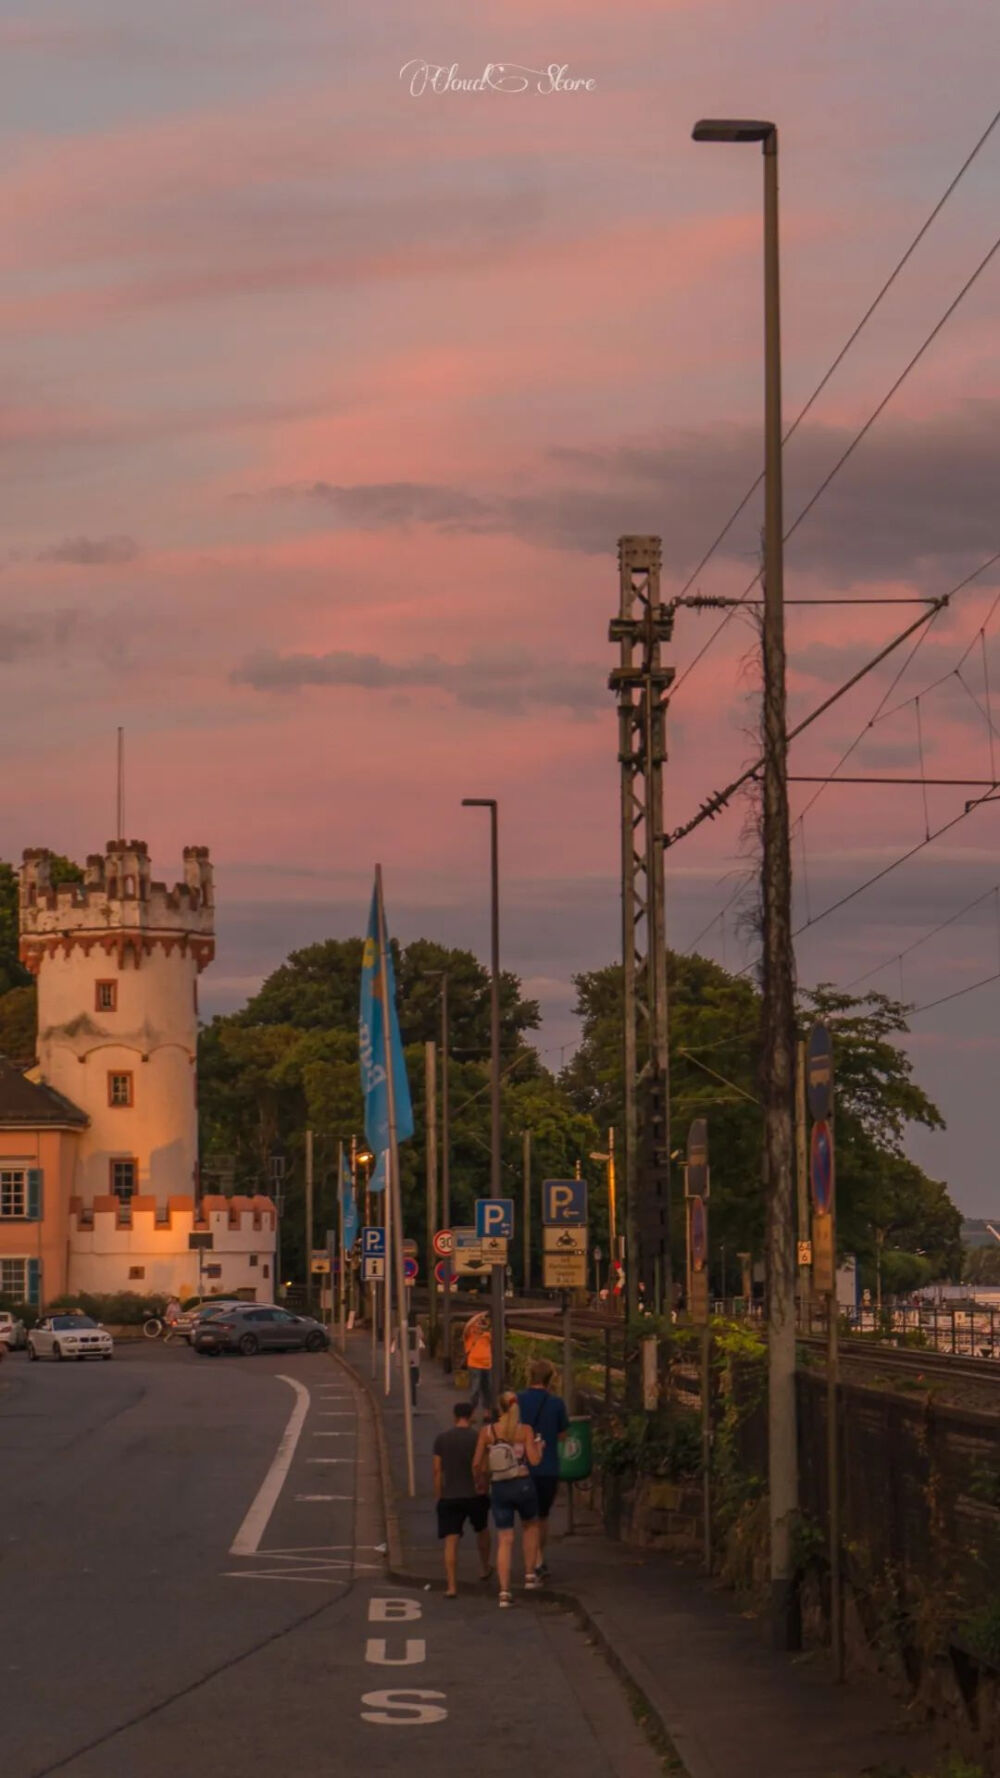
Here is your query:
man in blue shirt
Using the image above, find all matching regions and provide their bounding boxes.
[517,1358,569,1582]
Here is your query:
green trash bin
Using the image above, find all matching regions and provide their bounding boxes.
[558,1415,593,1482]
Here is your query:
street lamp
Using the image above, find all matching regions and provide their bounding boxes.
[269,1140,286,1302]
[461,796,503,1400]
[426,969,453,1368]
[693,115,798,1654]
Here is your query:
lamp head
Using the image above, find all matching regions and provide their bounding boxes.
[692,118,775,144]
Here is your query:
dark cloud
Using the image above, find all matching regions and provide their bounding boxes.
[232,646,607,716]
[0,610,83,661]
[38,535,139,565]
[257,401,1000,588]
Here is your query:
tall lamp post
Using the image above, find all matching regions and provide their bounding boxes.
[692,117,798,1651]
[268,1139,286,1302]
[427,971,453,1368]
[461,797,503,1401]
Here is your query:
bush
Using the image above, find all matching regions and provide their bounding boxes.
[0,1293,39,1330]
[595,1409,702,1480]
[44,1290,168,1325]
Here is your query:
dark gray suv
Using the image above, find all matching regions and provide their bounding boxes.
[193,1305,330,1357]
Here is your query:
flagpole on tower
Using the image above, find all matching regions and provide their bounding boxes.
[375,865,416,1497]
[116,727,125,843]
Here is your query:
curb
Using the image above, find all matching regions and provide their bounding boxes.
[339,1342,688,1773]
[330,1345,405,1574]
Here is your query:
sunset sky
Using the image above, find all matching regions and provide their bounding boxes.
[2,0,999,1208]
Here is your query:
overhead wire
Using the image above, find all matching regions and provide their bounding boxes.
[671,105,1000,619]
[670,133,1000,706]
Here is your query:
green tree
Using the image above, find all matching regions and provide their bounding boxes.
[0,986,38,1063]
[562,957,960,1293]
[0,852,84,1013]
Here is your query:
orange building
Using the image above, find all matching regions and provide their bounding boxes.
[0,1056,87,1306]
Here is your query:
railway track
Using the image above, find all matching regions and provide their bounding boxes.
[505,1308,1000,1389]
[800,1333,1000,1388]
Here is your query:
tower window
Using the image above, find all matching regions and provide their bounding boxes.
[128,1266,145,1281]
[96,980,117,1013]
[108,1071,133,1108]
[110,1158,137,1200]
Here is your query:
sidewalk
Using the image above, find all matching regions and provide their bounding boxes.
[337,1330,944,1778]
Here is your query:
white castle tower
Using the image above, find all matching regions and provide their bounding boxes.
[19,840,214,1208]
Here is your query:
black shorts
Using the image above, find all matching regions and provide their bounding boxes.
[437,1495,490,1539]
[533,1475,560,1519]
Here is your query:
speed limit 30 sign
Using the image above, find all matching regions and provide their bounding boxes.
[432,1228,453,1258]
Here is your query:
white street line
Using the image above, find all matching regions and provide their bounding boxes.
[307,1456,352,1464]
[313,1430,353,1437]
[229,1374,310,1557]
[319,1411,354,1417]
[295,1494,338,1501]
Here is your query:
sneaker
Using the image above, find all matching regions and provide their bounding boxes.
[524,1573,541,1591]
[535,1562,550,1582]
[498,1590,512,1609]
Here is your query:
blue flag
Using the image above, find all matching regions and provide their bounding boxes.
[359,881,414,1152]
[368,1150,387,1195]
[342,1154,359,1252]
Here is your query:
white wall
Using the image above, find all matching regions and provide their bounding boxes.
[68,1199,276,1301]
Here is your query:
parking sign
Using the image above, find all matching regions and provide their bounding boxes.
[541,1179,587,1226]
[362,1226,386,1257]
[475,1197,514,1239]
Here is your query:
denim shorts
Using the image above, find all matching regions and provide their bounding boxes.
[490,1475,538,1530]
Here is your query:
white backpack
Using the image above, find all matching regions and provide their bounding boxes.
[487,1431,521,1481]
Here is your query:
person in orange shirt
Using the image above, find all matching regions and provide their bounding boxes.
[462,1310,492,1419]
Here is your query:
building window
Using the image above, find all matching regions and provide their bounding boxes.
[95,980,117,1012]
[110,1158,137,1201]
[205,1263,222,1279]
[249,1253,259,1267]
[0,1257,27,1298]
[262,1263,270,1279]
[0,1168,27,1218]
[128,1265,145,1280]
[108,1071,133,1108]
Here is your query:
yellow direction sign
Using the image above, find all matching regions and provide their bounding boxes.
[543,1251,587,1290]
[812,1211,835,1295]
[480,1235,508,1263]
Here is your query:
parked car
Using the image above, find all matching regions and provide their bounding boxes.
[0,1311,26,1349]
[193,1305,330,1357]
[175,1298,273,1343]
[28,1314,114,1362]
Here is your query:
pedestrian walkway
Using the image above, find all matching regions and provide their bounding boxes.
[338,1328,945,1778]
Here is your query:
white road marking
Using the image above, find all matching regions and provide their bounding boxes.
[361,1690,447,1725]
[319,1411,354,1417]
[314,1430,353,1437]
[366,1638,427,1666]
[308,1456,352,1464]
[229,1374,310,1557]
[295,1494,339,1501]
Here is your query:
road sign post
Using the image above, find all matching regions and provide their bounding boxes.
[477,1199,513,1400]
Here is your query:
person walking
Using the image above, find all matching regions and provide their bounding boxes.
[518,1359,569,1582]
[432,1402,492,1598]
[474,1390,542,1608]
[462,1309,492,1420]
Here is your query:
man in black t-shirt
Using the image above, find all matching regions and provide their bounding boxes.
[432,1401,492,1597]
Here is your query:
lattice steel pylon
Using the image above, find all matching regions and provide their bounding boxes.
[609,536,675,1318]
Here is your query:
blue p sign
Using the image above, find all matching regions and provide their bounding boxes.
[542,1179,587,1226]
[475,1198,514,1239]
[362,1225,386,1256]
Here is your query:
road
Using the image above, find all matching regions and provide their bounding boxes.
[1,1342,658,1778]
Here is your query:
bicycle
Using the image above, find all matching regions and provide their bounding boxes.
[142,1316,181,1343]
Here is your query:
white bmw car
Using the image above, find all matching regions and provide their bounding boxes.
[28,1314,114,1362]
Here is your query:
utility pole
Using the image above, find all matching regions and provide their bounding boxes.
[522,1129,532,1291]
[304,1128,314,1314]
[796,1039,809,1320]
[609,537,674,1322]
[440,974,452,1370]
[425,1040,438,1351]
[462,798,504,1399]
[693,113,798,1654]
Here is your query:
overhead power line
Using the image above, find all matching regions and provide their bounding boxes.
[673,106,1000,612]
[670,108,1000,703]
[846,883,1000,990]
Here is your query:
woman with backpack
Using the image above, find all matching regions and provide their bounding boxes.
[474,1390,543,1608]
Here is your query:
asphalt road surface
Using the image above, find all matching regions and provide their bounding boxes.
[1,1343,658,1778]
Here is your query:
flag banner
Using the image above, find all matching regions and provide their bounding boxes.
[342,1154,359,1251]
[369,1150,387,1195]
[359,881,414,1151]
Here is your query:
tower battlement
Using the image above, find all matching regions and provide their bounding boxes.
[19,843,215,972]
